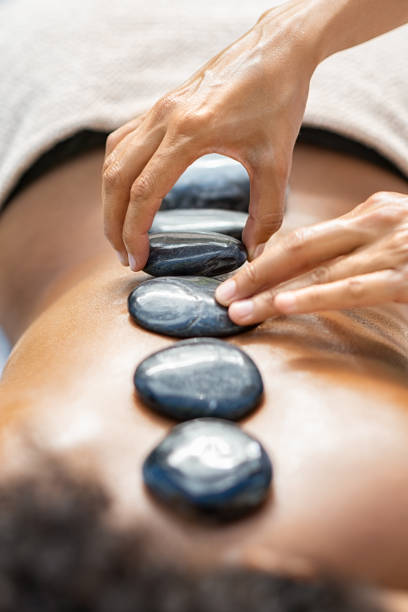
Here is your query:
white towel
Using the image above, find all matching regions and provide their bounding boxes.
[0,0,407,210]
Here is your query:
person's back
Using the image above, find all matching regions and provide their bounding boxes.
[1,1,408,609]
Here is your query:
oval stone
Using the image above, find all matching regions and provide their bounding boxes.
[135,338,263,421]
[161,154,250,212]
[150,208,248,239]
[144,232,246,277]
[128,276,253,338]
[143,419,272,518]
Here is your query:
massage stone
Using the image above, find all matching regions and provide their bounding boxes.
[150,208,248,239]
[161,154,250,212]
[143,418,272,518]
[128,276,253,338]
[134,338,263,421]
[144,232,247,277]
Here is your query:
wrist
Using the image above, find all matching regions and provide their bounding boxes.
[261,0,408,65]
[255,0,333,72]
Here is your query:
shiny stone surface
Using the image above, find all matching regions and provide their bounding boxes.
[144,232,246,277]
[161,154,250,212]
[150,208,248,239]
[135,338,263,420]
[128,276,253,338]
[143,419,272,518]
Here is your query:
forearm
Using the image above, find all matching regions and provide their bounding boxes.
[260,0,408,65]
[311,0,408,61]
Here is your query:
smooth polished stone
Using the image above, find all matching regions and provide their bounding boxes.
[143,419,272,518]
[128,276,253,338]
[135,338,263,421]
[161,154,250,212]
[144,232,246,277]
[150,208,248,239]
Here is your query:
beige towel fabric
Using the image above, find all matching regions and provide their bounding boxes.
[304,24,408,178]
[0,0,407,210]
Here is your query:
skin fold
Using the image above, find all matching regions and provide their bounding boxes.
[1,144,408,612]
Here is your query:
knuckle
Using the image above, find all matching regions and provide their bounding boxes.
[285,229,307,254]
[152,95,178,121]
[259,289,278,310]
[354,192,390,218]
[130,175,154,203]
[367,191,391,206]
[310,265,331,285]
[389,228,408,257]
[102,156,111,174]
[352,192,388,216]
[369,206,405,227]
[241,260,259,287]
[346,278,365,300]
[103,161,123,190]
[175,109,210,138]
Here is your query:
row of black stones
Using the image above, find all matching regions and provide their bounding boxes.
[127,156,272,519]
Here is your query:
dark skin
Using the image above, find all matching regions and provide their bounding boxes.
[1,142,408,612]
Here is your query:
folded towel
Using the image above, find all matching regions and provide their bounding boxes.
[0,0,406,210]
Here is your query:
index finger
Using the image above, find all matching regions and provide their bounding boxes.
[122,137,197,270]
[105,114,146,158]
[102,127,164,263]
[215,217,364,306]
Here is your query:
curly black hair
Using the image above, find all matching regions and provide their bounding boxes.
[0,467,383,612]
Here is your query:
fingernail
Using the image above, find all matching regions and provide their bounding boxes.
[128,253,139,271]
[115,250,128,266]
[215,279,237,305]
[230,299,254,321]
[275,293,297,313]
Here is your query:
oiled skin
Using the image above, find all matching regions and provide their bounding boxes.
[1,144,408,603]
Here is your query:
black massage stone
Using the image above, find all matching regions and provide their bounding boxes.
[161,154,250,212]
[128,276,253,338]
[134,338,263,421]
[143,418,272,518]
[150,208,248,239]
[144,232,246,277]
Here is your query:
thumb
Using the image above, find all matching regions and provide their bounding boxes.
[242,159,287,259]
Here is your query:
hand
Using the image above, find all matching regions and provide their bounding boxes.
[102,5,318,270]
[215,192,408,323]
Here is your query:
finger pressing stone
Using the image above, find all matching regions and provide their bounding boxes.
[128,276,255,338]
[144,232,247,277]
